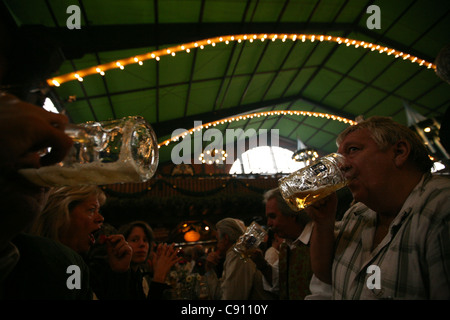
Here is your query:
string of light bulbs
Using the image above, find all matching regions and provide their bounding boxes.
[47,33,436,87]
[157,110,356,148]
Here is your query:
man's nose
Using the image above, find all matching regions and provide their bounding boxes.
[337,154,351,172]
[340,161,351,173]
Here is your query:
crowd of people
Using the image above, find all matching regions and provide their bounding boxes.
[1,18,449,300]
[1,89,449,300]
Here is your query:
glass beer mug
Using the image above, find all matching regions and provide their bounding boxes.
[278,153,347,211]
[232,221,267,261]
[19,116,159,186]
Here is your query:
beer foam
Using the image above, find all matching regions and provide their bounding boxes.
[19,160,142,187]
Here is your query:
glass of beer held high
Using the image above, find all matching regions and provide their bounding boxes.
[19,116,159,186]
[233,221,267,261]
[278,153,348,211]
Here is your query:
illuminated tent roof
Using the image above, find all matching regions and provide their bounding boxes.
[2,0,449,165]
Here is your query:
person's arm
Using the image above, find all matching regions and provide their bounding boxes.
[221,251,254,300]
[309,226,335,284]
[249,248,273,285]
[204,250,224,299]
[0,93,72,253]
[104,234,133,273]
[0,93,72,170]
[261,259,279,294]
[305,193,338,284]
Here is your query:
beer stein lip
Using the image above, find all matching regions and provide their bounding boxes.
[129,117,160,181]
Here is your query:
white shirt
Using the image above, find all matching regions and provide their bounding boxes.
[264,246,279,266]
[206,248,273,300]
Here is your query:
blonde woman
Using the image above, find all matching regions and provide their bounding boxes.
[31,185,132,299]
[32,185,132,271]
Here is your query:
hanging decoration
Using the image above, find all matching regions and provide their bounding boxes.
[183,230,201,242]
[199,148,228,165]
[46,33,436,87]
[176,220,213,243]
[102,176,278,198]
[404,101,449,166]
[292,148,319,166]
[292,136,319,166]
[158,110,357,148]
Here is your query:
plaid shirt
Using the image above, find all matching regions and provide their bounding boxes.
[332,174,450,299]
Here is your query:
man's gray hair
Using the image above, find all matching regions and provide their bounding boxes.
[336,116,433,173]
[216,218,246,244]
[263,187,311,226]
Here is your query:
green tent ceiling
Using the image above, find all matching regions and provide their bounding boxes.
[2,0,450,165]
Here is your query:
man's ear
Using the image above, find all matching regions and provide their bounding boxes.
[393,139,411,167]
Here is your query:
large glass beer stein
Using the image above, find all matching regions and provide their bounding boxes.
[19,116,159,186]
[278,153,347,211]
[232,221,267,261]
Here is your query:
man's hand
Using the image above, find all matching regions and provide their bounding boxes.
[304,193,338,285]
[0,93,72,171]
[304,192,338,227]
[0,93,72,250]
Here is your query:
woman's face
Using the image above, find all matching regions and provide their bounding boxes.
[127,226,150,265]
[59,195,104,254]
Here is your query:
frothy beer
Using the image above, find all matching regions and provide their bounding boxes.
[286,181,347,211]
[232,221,266,261]
[19,161,141,187]
[18,116,159,187]
[233,234,260,260]
[279,153,347,211]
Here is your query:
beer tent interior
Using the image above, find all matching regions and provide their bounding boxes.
[2,0,449,242]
